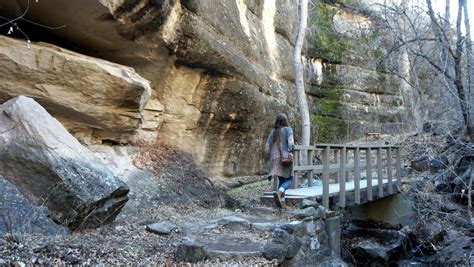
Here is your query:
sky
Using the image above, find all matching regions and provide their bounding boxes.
[431,0,474,34]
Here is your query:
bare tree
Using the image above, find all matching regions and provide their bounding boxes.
[293,0,311,146]
[461,0,474,138]
[424,0,471,138]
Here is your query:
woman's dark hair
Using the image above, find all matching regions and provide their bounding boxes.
[272,113,289,143]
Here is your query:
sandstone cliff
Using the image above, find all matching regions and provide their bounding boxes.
[0,0,416,176]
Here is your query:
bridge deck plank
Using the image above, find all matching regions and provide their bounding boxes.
[263,179,389,198]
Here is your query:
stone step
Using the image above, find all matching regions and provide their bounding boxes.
[260,195,308,207]
[175,233,265,262]
[202,234,264,260]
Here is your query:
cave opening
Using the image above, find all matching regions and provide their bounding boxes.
[0,18,94,57]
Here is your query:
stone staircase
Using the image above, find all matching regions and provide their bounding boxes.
[172,201,342,265]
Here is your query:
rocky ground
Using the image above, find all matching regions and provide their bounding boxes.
[0,204,277,265]
[0,142,281,266]
[2,131,473,266]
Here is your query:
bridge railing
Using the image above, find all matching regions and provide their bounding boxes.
[278,144,402,209]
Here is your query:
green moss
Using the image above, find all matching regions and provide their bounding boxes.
[310,84,343,98]
[372,48,384,61]
[310,1,389,66]
[315,99,339,117]
[310,83,345,143]
[310,3,349,62]
[312,115,347,143]
[337,0,360,5]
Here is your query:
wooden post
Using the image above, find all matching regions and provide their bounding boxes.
[292,150,300,189]
[291,148,305,189]
[322,146,330,209]
[293,171,299,189]
[366,148,373,201]
[334,150,339,183]
[273,176,278,191]
[294,149,299,166]
[308,149,314,187]
[387,147,393,194]
[377,147,383,198]
[346,149,350,182]
[396,147,402,191]
[354,147,361,204]
[339,146,346,208]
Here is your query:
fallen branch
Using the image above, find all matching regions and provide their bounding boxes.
[468,160,473,223]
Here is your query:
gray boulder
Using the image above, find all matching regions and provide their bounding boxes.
[0,96,129,230]
[315,206,327,219]
[262,228,302,262]
[286,236,303,259]
[0,178,69,236]
[410,155,430,172]
[272,228,293,244]
[261,242,286,263]
[300,199,320,209]
[289,207,317,220]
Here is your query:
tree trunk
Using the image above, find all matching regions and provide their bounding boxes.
[443,0,453,75]
[461,0,474,139]
[293,0,311,146]
[454,0,470,133]
[444,0,450,30]
[468,160,473,224]
[399,0,418,130]
[426,0,469,132]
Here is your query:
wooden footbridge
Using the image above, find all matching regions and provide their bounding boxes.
[262,144,402,210]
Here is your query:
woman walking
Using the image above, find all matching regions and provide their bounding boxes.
[265,113,295,208]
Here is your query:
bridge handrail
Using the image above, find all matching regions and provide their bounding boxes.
[294,144,400,149]
[280,144,402,209]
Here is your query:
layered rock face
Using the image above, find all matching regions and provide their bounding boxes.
[0,96,129,230]
[306,3,408,143]
[0,0,302,176]
[0,35,151,143]
[308,62,405,143]
[0,0,413,176]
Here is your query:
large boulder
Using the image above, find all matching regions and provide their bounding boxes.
[343,220,408,265]
[0,96,129,230]
[0,177,69,236]
[0,35,151,143]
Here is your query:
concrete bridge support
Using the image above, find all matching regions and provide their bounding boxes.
[348,194,415,227]
[325,213,341,258]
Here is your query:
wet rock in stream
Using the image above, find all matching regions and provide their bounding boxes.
[343,218,474,266]
[343,220,409,265]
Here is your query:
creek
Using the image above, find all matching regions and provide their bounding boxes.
[341,194,473,266]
